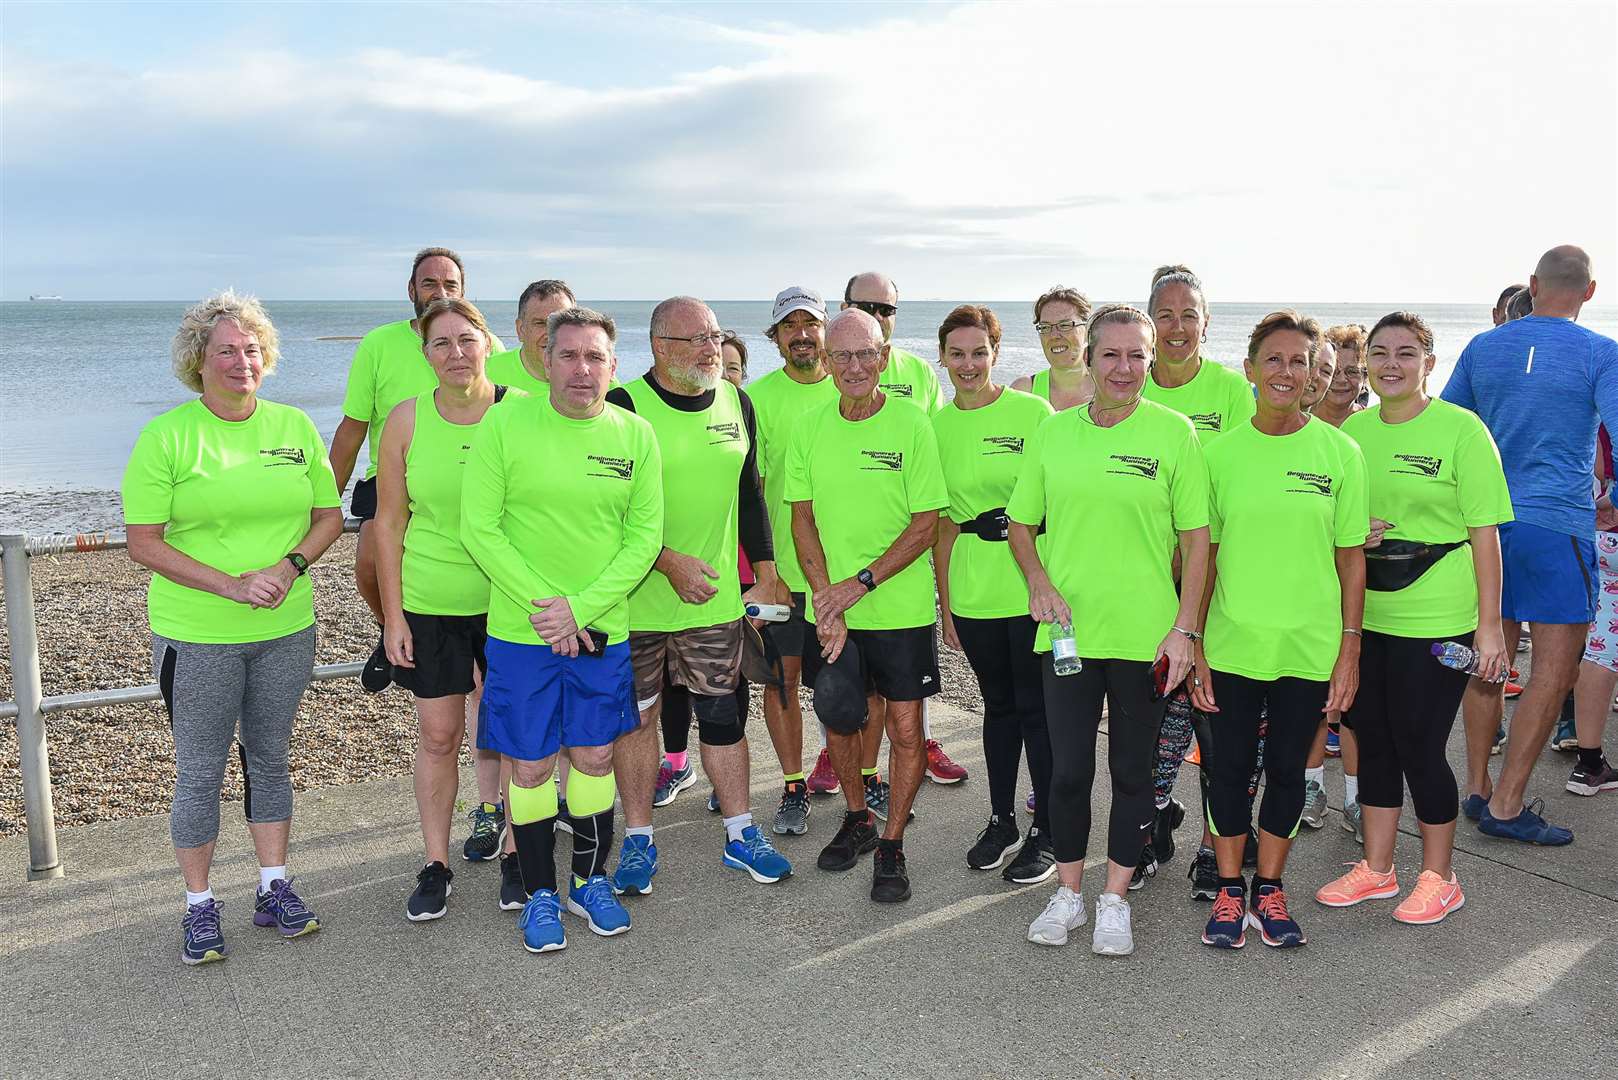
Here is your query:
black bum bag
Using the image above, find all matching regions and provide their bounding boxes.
[1364,538,1468,591]
[959,507,1045,542]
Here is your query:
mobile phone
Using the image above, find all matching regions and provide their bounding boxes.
[580,627,610,658]
[1149,653,1171,701]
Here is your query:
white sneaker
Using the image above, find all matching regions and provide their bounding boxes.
[1092,892,1134,956]
[1027,885,1086,946]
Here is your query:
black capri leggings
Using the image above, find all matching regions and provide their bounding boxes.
[1042,656,1163,866]
[953,613,1053,832]
[1345,629,1470,825]
[1204,671,1326,840]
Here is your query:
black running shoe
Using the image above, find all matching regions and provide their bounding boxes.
[1152,799,1186,865]
[1242,827,1259,869]
[462,801,505,862]
[871,840,911,903]
[361,631,393,693]
[817,810,879,871]
[499,855,528,912]
[1129,841,1158,891]
[1002,827,1056,884]
[406,861,453,922]
[1188,846,1219,901]
[966,815,1022,871]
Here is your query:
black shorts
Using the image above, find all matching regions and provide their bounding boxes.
[763,591,809,659]
[802,625,939,733]
[350,476,378,521]
[392,611,487,699]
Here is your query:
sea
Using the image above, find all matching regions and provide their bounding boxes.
[3,298,1616,534]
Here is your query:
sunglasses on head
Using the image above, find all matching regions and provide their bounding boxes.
[851,300,897,319]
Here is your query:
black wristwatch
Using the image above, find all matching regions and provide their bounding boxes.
[284,552,309,577]
[857,568,877,592]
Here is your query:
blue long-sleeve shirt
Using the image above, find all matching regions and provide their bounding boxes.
[1440,315,1618,537]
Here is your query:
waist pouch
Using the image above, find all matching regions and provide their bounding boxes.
[1364,539,1468,592]
[959,507,1045,542]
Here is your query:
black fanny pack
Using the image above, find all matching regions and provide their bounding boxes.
[1364,539,1468,591]
[959,507,1044,542]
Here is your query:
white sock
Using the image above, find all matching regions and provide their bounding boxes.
[185,887,214,908]
[627,825,654,841]
[1344,774,1359,805]
[259,865,286,892]
[723,813,753,843]
[922,700,933,740]
[1304,765,1325,787]
[818,723,829,750]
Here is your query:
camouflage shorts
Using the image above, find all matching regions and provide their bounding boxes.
[629,621,743,704]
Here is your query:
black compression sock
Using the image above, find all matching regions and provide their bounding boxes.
[1578,746,1606,773]
[512,817,557,894]
[572,808,615,882]
[1217,876,1246,892]
[1251,874,1282,899]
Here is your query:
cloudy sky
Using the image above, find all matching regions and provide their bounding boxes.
[2,0,1614,303]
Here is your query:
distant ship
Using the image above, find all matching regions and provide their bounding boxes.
[29,294,64,301]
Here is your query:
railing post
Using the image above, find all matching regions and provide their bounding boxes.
[1,533,64,880]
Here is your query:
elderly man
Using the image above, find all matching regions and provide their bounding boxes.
[487,279,576,395]
[460,307,663,953]
[787,308,949,902]
[1442,244,1618,845]
[604,296,792,895]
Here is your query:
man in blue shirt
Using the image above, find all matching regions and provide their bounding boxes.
[1441,244,1618,845]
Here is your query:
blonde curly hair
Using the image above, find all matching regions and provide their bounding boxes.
[171,290,280,393]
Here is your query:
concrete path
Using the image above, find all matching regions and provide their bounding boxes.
[4,698,1615,1079]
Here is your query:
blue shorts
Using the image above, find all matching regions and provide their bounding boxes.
[477,637,639,762]
[1500,520,1597,625]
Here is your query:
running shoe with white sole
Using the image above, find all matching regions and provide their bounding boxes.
[181,898,228,966]
[1342,801,1364,843]
[1092,892,1135,956]
[1248,884,1306,947]
[924,739,968,784]
[1202,885,1247,948]
[1315,860,1399,907]
[611,834,658,895]
[254,877,320,937]
[520,889,566,952]
[1391,870,1465,925]
[499,855,528,912]
[462,801,506,861]
[1188,846,1219,901]
[407,862,453,922]
[1152,798,1185,864]
[1567,758,1618,796]
[1028,885,1086,946]
[966,816,1021,871]
[773,782,810,835]
[1300,779,1327,829]
[724,825,793,883]
[567,875,631,936]
[864,774,891,820]
[1002,827,1056,884]
[1551,716,1579,752]
[653,760,696,807]
[1129,843,1156,891]
[807,749,841,795]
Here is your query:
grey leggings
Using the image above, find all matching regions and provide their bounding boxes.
[154,626,316,848]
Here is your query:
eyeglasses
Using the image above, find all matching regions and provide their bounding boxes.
[1034,320,1086,336]
[850,300,897,319]
[1335,367,1368,379]
[828,348,883,365]
[656,331,727,348]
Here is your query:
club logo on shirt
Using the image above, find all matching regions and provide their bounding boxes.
[587,454,635,481]
[882,383,915,398]
[260,447,306,467]
[1391,454,1442,478]
[707,421,742,445]
[859,450,904,471]
[982,436,1025,456]
[1286,470,1334,496]
[1106,454,1160,480]
[1190,413,1222,432]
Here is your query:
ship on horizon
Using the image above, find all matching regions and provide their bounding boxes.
[29,294,65,301]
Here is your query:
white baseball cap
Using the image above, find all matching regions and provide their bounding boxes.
[768,286,826,330]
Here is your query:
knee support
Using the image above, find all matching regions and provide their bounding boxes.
[567,767,616,817]
[694,690,744,746]
[507,776,559,825]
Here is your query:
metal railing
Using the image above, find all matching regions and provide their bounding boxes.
[2,520,365,881]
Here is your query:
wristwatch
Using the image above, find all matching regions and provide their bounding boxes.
[284,552,309,577]
[857,568,877,592]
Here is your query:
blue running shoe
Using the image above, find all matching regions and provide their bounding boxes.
[1479,798,1574,845]
[723,825,793,883]
[254,877,321,937]
[181,898,228,966]
[568,875,631,936]
[1201,885,1246,949]
[1551,716,1579,752]
[611,833,658,895]
[1246,884,1306,948]
[707,791,720,813]
[519,889,566,953]
[1461,793,1488,822]
[653,761,696,807]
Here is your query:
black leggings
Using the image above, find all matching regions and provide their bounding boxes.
[953,614,1053,830]
[1346,630,1470,825]
[1042,656,1162,866]
[1204,671,1326,839]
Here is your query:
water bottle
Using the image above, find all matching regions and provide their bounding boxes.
[1051,623,1082,676]
[1431,641,1506,683]
[745,602,791,623]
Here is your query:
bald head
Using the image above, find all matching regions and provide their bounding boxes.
[649,295,710,339]
[1528,244,1597,317]
[826,307,884,351]
[843,271,900,341]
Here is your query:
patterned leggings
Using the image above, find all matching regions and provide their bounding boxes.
[1154,692,1265,809]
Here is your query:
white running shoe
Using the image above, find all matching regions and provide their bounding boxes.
[1027,885,1086,946]
[1092,892,1135,956]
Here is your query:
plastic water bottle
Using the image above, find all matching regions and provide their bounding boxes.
[745,603,791,623]
[1431,641,1506,683]
[1051,623,1082,676]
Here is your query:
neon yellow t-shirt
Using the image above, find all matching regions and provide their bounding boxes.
[399,390,524,616]
[485,346,549,397]
[624,377,748,631]
[1342,399,1513,637]
[122,399,341,644]
[1142,357,1256,445]
[746,367,840,594]
[460,396,663,646]
[932,387,1054,619]
[1007,399,1209,658]
[881,346,946,415]
[342,319,506,479]
[1204,418,1370,681]
[783,396,949,630]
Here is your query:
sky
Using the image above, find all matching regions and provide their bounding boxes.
[2,0,1614,304]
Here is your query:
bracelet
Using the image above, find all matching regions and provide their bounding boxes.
[1342,627,1363,637]
[1171,625,1202,642]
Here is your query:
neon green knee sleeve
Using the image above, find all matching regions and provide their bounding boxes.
[507,778,559,826]
[567,768,616,817]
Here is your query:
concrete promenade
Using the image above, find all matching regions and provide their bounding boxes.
[3,699,1615,1079]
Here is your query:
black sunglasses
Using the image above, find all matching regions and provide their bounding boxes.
[850,300,897,319]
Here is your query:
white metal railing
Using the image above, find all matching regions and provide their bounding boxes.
[1,519,366,881]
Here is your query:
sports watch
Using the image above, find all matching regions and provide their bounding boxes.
[857,568,877,592]
[284,552,309,577]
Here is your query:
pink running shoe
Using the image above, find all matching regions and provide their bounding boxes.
[925,739,968,784]
[1315,860,1400,907]
[806,748,840,795]
[1392,870,1465,925]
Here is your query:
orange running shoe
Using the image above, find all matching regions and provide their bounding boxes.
[1392,870,1465,925]
[1315,860,1400,907]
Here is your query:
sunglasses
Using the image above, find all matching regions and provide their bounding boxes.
[850,300,897,319]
